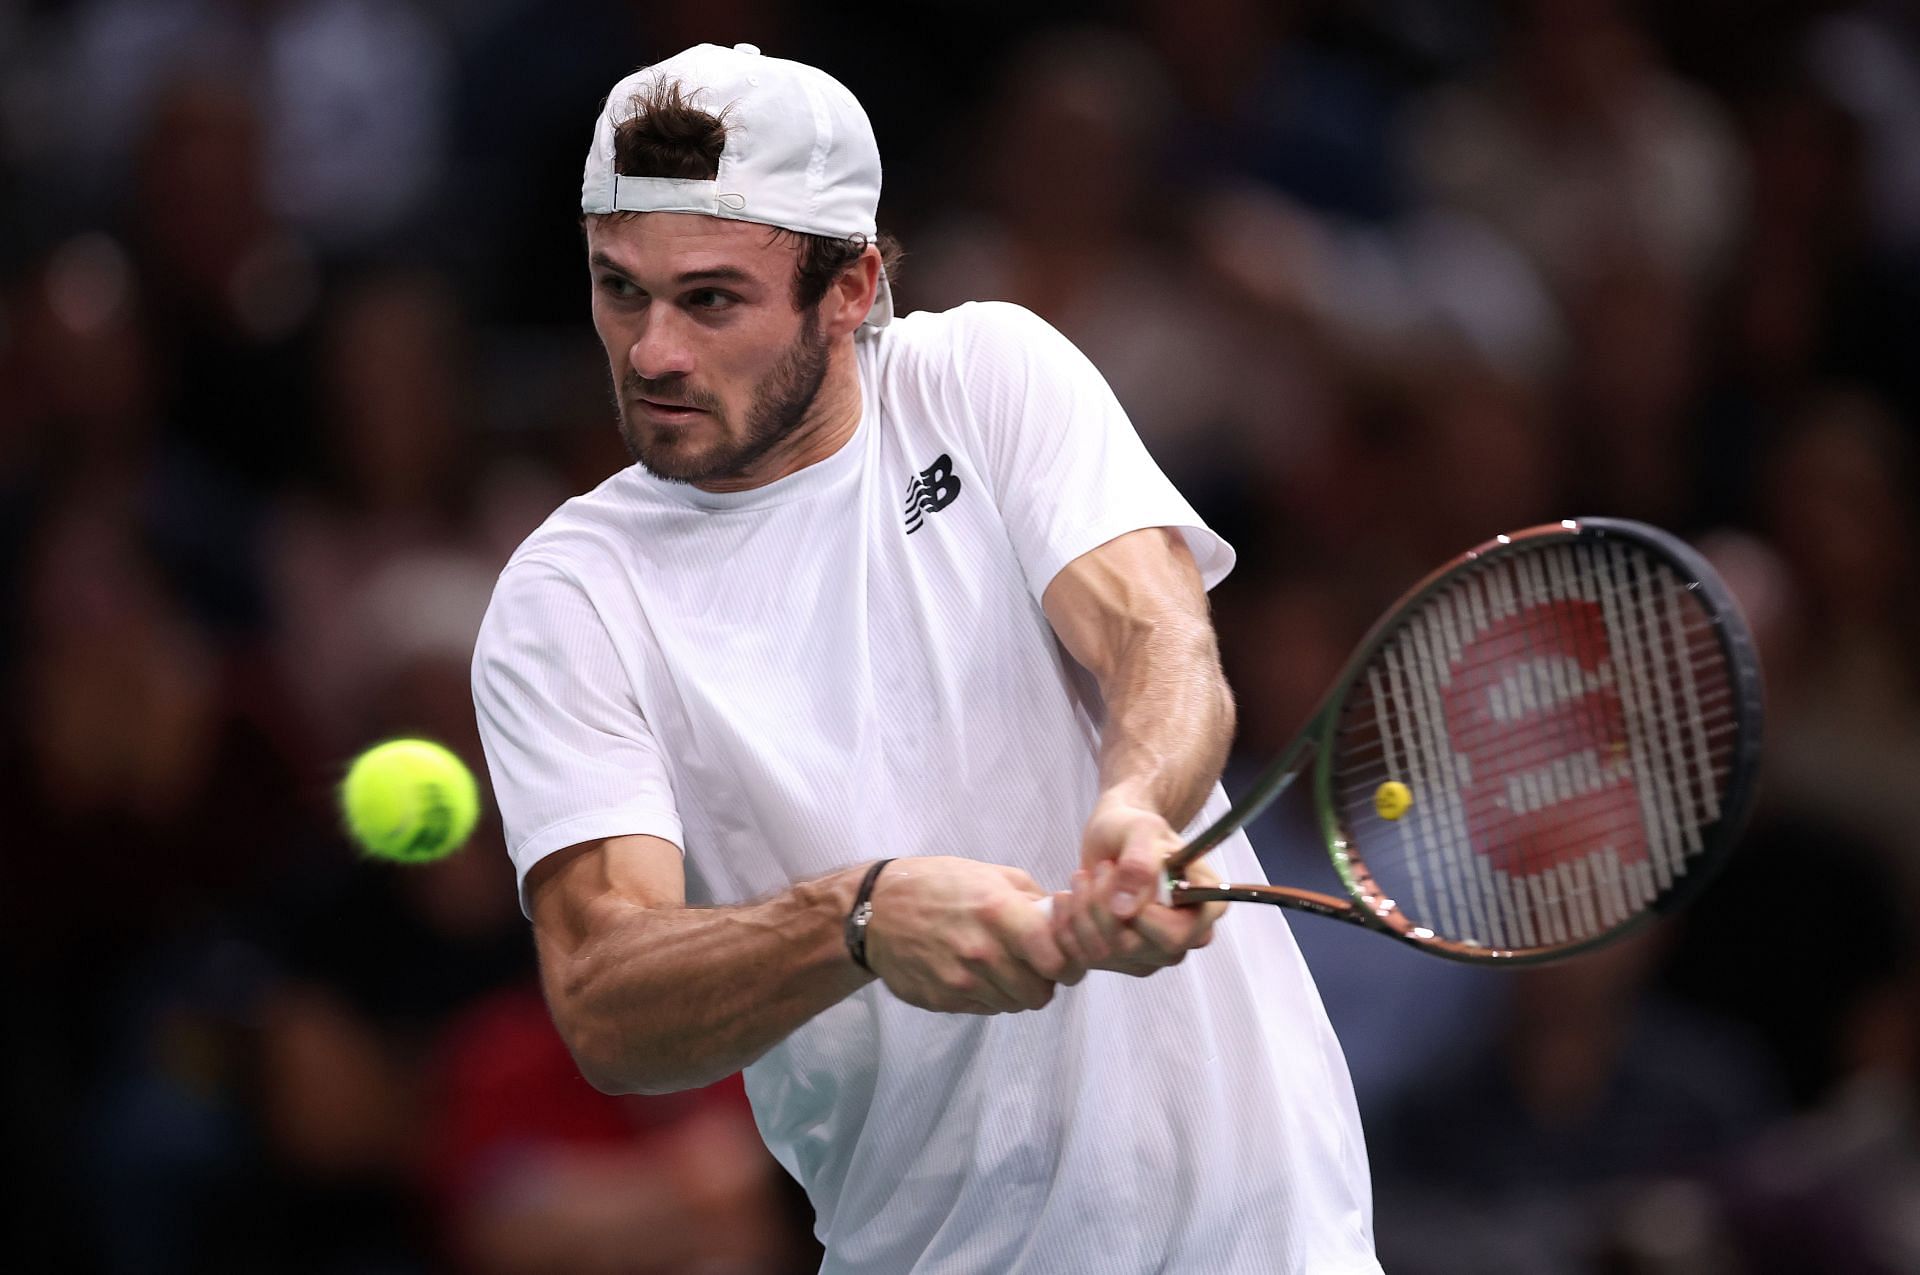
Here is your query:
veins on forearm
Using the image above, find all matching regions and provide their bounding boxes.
[550,871,869,1095]
[1097,617,1235,829]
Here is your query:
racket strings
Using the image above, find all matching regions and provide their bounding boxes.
[1331,613,1735,779]
[1333,719,1741,805]
[1458,544,1719,944]
[1330,539,1739,950]
[1468,543,1725,942]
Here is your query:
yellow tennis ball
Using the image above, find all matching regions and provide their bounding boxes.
[1374,780,1413,821]
[339,739,479,863]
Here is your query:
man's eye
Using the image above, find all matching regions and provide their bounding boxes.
[599,276,639,297]
[688,289,733,310]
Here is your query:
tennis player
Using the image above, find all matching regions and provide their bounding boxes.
[472,43,1379,1273]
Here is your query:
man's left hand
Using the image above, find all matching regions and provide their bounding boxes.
[1050,797,1226,976]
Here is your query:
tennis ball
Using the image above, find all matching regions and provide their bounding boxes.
[339,739,480,863]
[1374,781,1413,822]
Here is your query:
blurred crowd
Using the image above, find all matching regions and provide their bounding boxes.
[2,0,1918,1272]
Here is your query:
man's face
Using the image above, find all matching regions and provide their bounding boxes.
[585,213,829,485]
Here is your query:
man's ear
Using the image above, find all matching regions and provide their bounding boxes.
[822,246,882,339]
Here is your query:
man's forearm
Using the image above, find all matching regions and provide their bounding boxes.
[1096,614,1235,829]
[541,864,873,1095]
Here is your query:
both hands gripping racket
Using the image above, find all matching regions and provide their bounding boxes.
[1165,517,1764,964]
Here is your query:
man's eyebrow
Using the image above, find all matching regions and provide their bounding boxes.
[588,253,755,289]
[673,266,753,286]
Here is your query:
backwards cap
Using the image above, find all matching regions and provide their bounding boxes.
[582,42,892,329]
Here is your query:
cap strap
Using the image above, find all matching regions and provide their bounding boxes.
[609,174,748,215]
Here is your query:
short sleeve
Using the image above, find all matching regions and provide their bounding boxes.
[948,301,1235,601]
[471,558,683,916]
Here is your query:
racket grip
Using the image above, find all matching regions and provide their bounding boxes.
[1032,874,1176,918]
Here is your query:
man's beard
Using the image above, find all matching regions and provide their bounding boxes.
[616,311,831,484]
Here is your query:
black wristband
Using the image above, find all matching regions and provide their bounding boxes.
[844,858,894,973]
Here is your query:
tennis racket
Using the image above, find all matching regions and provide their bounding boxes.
[1153,518,1763,964]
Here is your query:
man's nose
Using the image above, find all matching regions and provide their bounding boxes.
[628,308,695,382]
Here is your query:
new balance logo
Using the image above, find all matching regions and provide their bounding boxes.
[903,454,962,534]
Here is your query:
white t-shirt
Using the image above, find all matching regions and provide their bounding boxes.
[472,301,1379,1274]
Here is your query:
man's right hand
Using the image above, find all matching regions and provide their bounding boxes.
[863,857,1086,1014]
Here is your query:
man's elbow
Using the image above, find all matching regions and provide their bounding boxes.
[555,1011,716,1097]
[544,967,652,1095]
[560,1021,674,1096]
[566,1028,639,1095]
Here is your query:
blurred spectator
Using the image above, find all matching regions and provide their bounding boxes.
[60,0,450,251]
[5,233,154,485]
[128,75,322,506]
[1411,0,1745,296]
[1,493,314,1271]
[1705,73,1871,442]
[4,494,297,975]
[1666,809,1920,1274]
[1559,257,1707,526]
[1343,342,1562,580]
[1373,925,1785,1274]
[1806,6,1920,257]
[1753,391,1920,872]
[5,228,283,632]
[1138,0,1408,222]
[269,268,506,751]
[1409,0,1750,531]
[909,27,1330,488]
[428,985,814,1274]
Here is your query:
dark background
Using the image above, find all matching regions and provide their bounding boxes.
[3,0,1919,1271]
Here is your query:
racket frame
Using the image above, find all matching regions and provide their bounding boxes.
[1164,517,1765,964]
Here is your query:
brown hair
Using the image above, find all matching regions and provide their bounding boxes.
[603,79,902,312]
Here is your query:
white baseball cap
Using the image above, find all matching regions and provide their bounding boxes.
[582,43,893,329]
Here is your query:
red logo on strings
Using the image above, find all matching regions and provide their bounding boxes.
[1439,600,1644,877]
